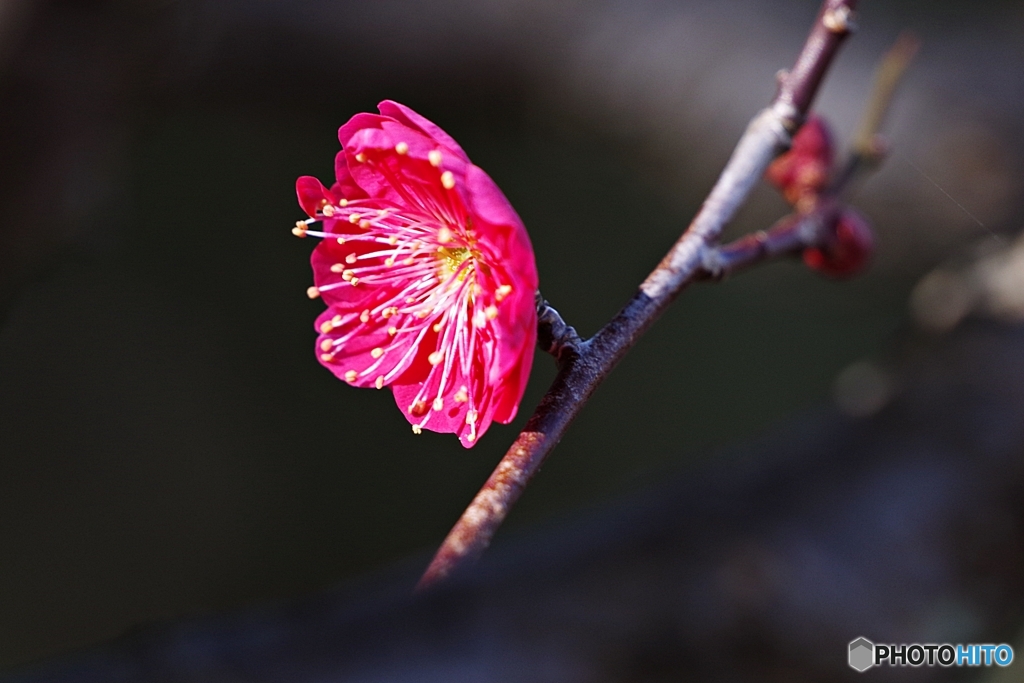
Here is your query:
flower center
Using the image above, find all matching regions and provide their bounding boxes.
[438,246,473,280]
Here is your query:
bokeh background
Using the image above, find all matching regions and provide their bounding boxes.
[0,0,1022,675]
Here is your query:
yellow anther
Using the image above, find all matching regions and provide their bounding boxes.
[437,227,453,244]
[349,213,359,224]
[330,263,345,273]
[466,433,475,442]
[388,326,398,336]
[395,141,409,155]
[359,309,370,323]
[332,314,342,326]
[403,257,415,266]
[385,257,395,267]
[370,347,384,359]
[359,219,370,229]
[320,338,334,352]
[428,150,442,167]
[433,322,443,333]
[377,209,388,217]
[306,286,321,299]
[486,305,498,320]
[441,171,455,189]
[322,205,336,217]
[466,410,478,424]
[342,269,354,281]
[339,198,348,207]
[412,425,422,434]
[349,277,359,286]
[355,152,366,162]
[454,386,468,403]
[428,351,444,366]
[388,235,398,245]
[416,310,430,319]
[292,222,308,237]
[496,284,512,301]
[320,320,334,334]
[432,398,444,412]
[346,253,357,264]
[320,353,335,362]
[410,400,428,417]
[375,375,385,389]
[344,370,358,382]
[336,237,346,245]
[470,283,482,297]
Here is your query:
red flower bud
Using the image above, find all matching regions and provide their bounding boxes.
[803,208,874,277]
[766,115,835,206]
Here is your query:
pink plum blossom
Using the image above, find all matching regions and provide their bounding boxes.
[293,101,538,447]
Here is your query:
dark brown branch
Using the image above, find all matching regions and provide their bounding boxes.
[416,0,859,591]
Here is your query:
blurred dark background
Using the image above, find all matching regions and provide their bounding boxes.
[0,0,1022,676]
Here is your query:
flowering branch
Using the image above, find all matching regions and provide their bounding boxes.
[416,0,860,591]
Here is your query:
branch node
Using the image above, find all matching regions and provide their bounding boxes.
[700,244,727,280]
[769,101,802,138]
[536,291,582,361]
[823,6,857,34]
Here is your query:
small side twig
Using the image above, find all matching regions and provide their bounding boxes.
[416,0,859,591]
[697,205,840,280]
[833,30,919,193]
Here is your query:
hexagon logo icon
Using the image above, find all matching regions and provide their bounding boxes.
[849,637,875,672]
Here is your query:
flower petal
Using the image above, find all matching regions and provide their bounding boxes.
[490,331,535,425]
[461,164,525,232]
[377,100,469,162]
[338,113,388,149]
[391,370,495,448]
[315,307,419,389]
[310,236,396,310]
[296,176,339,217]
[333,152,368,200]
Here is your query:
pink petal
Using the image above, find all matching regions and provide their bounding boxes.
[377,100,469,162]
[310,237,395,310]
[462,164,527,235]
[295,176,339,217]
[490,335,535,425]
[391,369,496,449]
[333,153,368,200]
[314,307,420,389]
[338,113,388,149]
